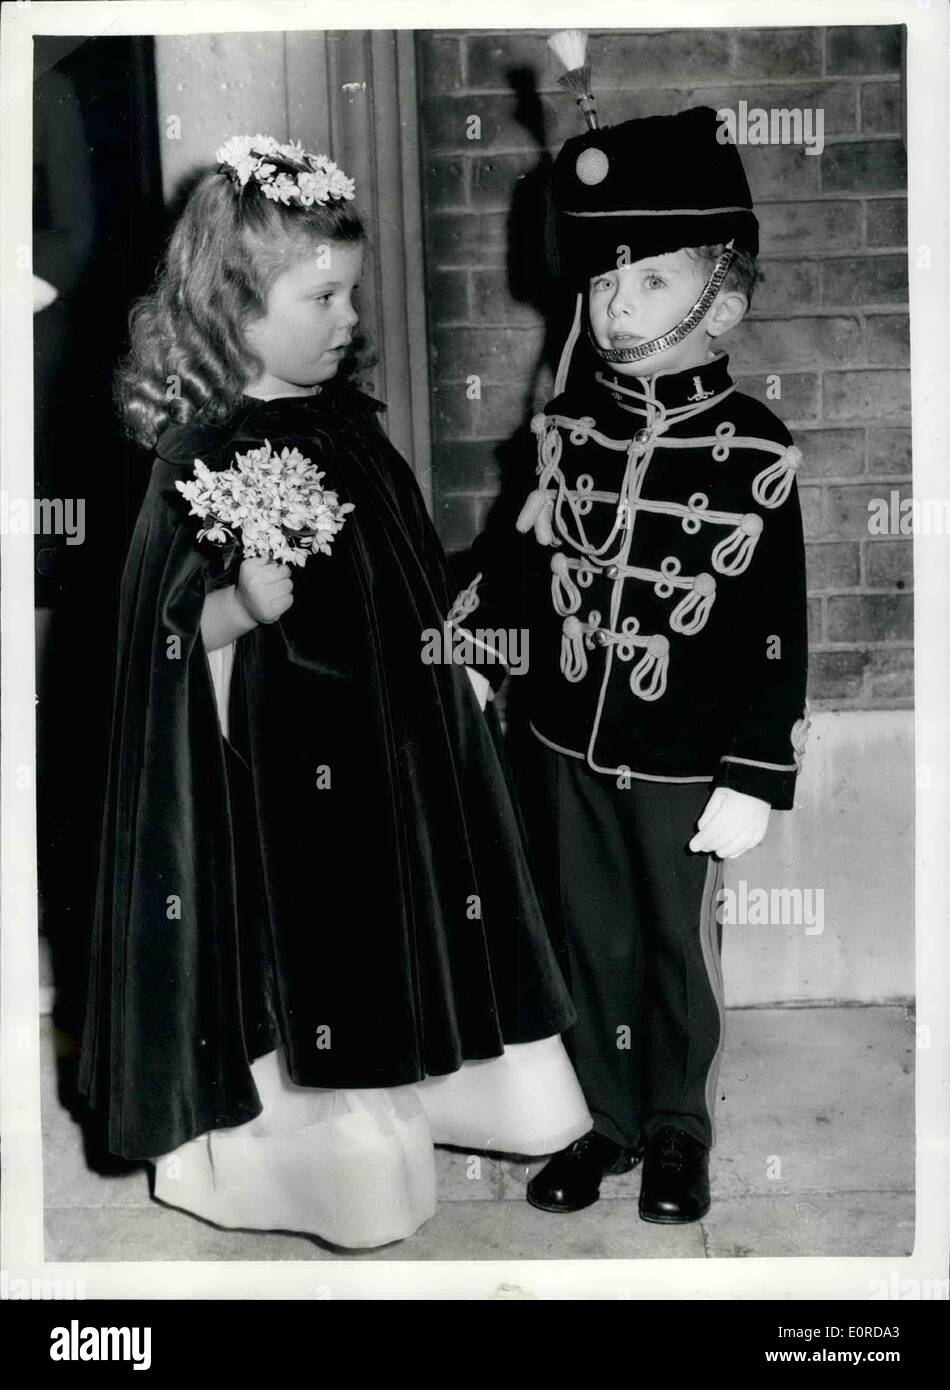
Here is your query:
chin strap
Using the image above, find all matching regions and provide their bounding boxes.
[592,242,736,365]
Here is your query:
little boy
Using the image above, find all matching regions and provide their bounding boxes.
[452,107,809,1223]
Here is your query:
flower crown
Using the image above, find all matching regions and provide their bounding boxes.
[215,134,356,207]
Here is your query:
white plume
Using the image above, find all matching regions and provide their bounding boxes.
[547,29,588,74]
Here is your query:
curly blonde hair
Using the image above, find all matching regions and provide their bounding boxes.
[115,162,372,450]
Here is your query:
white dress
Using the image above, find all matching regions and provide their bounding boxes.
[151,643,591,1249]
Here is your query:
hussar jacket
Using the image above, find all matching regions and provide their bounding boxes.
[449,352,810,810]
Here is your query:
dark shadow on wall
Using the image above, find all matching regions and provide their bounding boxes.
[504,64,604,409]
[448,64,591,745]
[34,34,164,1175]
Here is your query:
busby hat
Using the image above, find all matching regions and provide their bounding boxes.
[551,107,759,288]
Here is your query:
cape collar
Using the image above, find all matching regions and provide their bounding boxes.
[156,382,386,467]
[238,380,386,418]
[594,351,734,417]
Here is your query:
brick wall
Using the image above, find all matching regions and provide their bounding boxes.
[416,26,911,708]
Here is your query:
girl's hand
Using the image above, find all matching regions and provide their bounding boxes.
[235,557,294,625]
[689,787,771,859]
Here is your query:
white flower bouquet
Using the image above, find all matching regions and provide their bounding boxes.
[175,440,354,568]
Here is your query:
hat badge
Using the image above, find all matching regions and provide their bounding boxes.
[575,146,609,185]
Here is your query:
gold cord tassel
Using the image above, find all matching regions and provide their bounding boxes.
[712,514,763,576]
[669,573,717,634]
[517,489,556,545]
[561,615,590,682]
[629,635,669,701]
[550,553,582,616]
[752,445,801,509]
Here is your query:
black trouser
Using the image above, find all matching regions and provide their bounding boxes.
[513,736,726,1151]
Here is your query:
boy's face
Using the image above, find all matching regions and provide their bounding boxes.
[243,241,363,398]
[588,248,725,378]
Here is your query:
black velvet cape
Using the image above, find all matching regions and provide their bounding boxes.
[77,381,575,1160]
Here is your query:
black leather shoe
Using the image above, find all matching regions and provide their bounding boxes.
[638,1126,710,1224]
[526,1130,644,1213]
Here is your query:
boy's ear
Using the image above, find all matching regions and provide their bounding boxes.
[705,289,748,339]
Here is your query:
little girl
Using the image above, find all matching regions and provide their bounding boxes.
[77,134,590,1250]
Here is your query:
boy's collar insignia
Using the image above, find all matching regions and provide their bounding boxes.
[215,134,356,206]
[595,351,733,412]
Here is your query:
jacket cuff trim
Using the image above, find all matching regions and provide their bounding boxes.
[447,572,483,625]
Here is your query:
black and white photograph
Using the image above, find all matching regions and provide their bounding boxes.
[2,0,949,1314]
